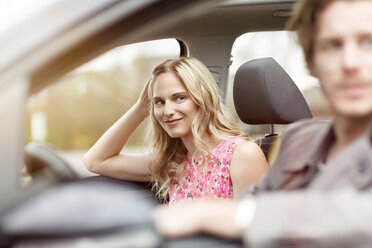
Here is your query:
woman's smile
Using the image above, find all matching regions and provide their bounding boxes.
[164,118,183,126]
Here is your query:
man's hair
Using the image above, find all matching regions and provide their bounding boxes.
[147,57,247,201]
[287,0,350,68]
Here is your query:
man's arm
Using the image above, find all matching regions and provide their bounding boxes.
[153,200,242,239]
[246,189,372,247]
[153,190,372,248]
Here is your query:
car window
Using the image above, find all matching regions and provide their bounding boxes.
[227,31,332,138]
[26,39,180,173]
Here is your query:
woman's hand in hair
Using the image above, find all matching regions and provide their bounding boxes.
[83,76,153,181]
[135,77,152,117]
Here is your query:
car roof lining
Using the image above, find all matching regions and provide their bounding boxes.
[29,1,295,95]
[28,0,219,95]
[141,2,295,41]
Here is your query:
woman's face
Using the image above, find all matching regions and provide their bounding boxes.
[152,72,198,140]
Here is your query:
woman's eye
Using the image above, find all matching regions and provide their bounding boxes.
[176,95,186,101]
[154,100,164,105]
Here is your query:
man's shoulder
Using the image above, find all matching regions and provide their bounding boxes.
[276,118,332,157]
[282,118,330,139]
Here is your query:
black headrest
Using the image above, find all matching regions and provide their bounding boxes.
[233,57,312,125]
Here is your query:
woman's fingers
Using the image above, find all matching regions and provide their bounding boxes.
[136,76,153,116]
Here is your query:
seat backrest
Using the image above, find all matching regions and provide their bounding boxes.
[233,57,312,162]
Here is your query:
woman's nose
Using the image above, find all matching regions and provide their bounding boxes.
[163,102,175,116]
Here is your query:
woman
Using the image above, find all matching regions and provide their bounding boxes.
[83,57,267,203]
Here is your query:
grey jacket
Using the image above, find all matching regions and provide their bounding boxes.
[245,119,372,248]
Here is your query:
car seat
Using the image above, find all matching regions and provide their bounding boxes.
[233,57,312,164]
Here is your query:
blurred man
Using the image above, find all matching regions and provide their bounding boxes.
[153,0,372,247]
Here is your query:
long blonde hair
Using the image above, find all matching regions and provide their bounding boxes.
[147,57,248,201]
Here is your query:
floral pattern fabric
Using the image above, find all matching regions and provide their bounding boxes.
[168,138,243,204]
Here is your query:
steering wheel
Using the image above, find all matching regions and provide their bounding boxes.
[24,142,78,180]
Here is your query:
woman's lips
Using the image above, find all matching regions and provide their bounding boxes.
[164,118,182,126]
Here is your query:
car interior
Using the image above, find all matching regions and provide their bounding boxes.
[0,0,326,247]
[233,57,312,163]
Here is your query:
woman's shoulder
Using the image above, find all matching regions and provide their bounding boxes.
[223,136,256,147]
[220,136,247,146]
[232,138,266,162]
[213,137,244,153]
[213,137,260,159]
[229,138,268,177]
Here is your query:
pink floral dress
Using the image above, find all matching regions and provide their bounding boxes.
[168,138,243,204]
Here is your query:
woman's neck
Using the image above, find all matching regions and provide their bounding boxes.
[181,134,221,156]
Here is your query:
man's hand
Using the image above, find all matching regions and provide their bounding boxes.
[153,200,242,239]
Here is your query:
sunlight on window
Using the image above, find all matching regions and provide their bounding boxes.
[26,39,180,154]
[75,40,180,73]
[0,0,59,34]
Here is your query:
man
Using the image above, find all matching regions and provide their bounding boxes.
[153,0,372,247]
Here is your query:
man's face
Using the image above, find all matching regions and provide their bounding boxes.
[312,1,372,120]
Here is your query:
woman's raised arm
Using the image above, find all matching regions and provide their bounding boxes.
[83,79,152,182]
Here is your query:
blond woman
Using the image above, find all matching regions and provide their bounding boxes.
[83,57,267,203]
